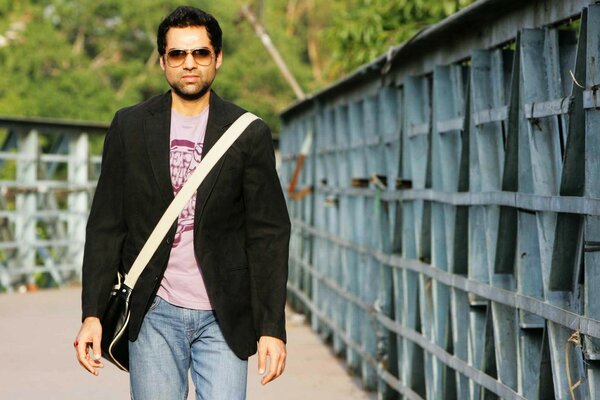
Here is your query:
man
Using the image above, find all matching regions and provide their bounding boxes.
[74,6,290,399]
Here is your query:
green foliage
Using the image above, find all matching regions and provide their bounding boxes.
[0,0,477,134]
[0,0,304,131]
[322,0,477,76]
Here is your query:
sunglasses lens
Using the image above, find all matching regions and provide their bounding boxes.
[167,50,187,66]
[192,49,213,65]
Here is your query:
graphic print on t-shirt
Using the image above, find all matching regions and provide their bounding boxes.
[170,139,203,247]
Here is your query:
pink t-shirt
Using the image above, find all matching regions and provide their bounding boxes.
[157,107,212,310]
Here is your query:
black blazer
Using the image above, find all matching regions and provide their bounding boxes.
[81,91,291,359]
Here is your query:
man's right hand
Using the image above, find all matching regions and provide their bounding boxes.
[75,317,104,376]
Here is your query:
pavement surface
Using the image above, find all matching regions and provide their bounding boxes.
[0,287,375,399]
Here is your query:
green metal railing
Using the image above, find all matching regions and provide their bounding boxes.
[0,115,107,292]
[280,0,600,398]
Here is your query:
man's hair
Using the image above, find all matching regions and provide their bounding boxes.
[157,6,222,56]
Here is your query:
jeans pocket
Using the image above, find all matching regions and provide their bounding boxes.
[148,295,162,312]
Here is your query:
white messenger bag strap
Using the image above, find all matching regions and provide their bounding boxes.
[122,112,259,289]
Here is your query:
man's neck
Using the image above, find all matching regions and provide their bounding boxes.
[171,91,211,116]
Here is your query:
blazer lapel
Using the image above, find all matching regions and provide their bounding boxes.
[202,91,237,157]
[195,91,243,225]
[144,92,174,206]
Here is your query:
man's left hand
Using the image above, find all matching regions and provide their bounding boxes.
[257,336,286,385]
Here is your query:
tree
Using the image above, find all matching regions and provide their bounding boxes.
[0,0,476,133]
[321,0,477,77]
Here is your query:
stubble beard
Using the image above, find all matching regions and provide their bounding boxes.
[170,80,212,101]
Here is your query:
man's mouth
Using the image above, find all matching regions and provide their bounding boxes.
[182,75,200,82]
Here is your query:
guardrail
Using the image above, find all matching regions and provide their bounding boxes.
[279,0,600,398]
[0,115,107,292]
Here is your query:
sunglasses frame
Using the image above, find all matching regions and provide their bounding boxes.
[164,48,215,68]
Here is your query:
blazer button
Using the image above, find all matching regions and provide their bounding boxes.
[166,238,172,245]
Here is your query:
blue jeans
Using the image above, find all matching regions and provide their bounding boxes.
[129,296,248,400]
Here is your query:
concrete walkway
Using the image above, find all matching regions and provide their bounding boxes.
[0,287,375,399]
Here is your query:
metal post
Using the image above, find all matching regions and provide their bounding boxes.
[15,128,37,289]
[240,4,305,100]
[68,132,89,280]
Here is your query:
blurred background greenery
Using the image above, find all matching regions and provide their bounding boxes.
[0,0,475,134]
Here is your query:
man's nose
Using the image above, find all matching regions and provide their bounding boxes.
[183,52,196,69]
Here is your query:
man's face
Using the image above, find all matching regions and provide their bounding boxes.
[160,26,222,101]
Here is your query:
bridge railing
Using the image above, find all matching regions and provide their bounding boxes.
[0,116,107,292]
[280,0,600,398]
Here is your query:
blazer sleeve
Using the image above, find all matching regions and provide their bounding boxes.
[81,112,128,320]
[243,121,291,342]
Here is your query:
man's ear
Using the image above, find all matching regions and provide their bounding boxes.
[159,55,166,72]
[215,51,223,70]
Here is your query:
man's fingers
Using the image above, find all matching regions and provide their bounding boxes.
[261,370,275,385]
[261,354,277,385]
[261,350,286,385]
[92,334,102,361]
[76,343,97,375]
[75,317,102,376]
[260,354,278,385]
[276,353,286,376]
[76,341,88,364]
[257,344,267,374]
[90,356,105,368]
[257,336,287,385]
[78,358,96,375]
